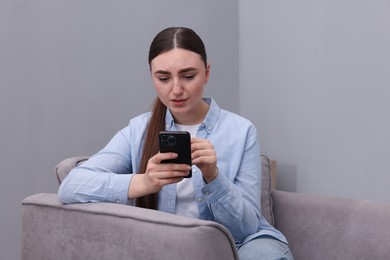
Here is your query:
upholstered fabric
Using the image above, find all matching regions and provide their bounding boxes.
[260,155,274,225]
[55,156,89,184]
[23,162,390,259]
[55,155,275,225]
[272,190,390,260]
[22,193,238,260]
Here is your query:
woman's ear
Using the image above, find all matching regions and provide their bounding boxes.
[205,64,211,84]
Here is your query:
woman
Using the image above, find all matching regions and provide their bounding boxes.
[58,27,293,259]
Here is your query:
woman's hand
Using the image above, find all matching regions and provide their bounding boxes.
[191,138,218,183]
[128,152,191,199]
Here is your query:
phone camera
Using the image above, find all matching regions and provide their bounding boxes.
[168,136,176,144]
[161,134,176,146]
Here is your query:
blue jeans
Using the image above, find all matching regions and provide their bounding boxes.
[237,236,294,260]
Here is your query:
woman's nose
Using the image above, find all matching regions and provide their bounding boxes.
[172,79,184,95]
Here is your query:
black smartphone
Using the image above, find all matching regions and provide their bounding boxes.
[159,131,192,178]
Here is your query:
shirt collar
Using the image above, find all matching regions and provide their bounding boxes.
[165,98,220,134]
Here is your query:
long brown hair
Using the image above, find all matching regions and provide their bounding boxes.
[136,27,208,209]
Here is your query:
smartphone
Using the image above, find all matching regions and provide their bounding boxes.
[159,131,192,178]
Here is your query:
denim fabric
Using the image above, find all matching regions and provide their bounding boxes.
[238,236,294,260]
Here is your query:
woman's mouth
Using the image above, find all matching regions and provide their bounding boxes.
[170,98,188,107]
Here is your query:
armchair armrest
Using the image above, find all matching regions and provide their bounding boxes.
[22,193,238,260]
[271,190,390,260]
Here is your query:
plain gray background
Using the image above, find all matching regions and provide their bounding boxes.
[1,0,389,259]
[239,1,390,199]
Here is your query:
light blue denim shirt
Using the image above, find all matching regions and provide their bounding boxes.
[58,98,287,245]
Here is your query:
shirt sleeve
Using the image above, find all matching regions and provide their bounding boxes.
[58,127,134,204]
[201,124,261,242]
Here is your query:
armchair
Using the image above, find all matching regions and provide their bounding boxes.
[22,155,276,260]
[23,155,390,259]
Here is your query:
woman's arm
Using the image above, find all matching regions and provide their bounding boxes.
[58,128,133,204]
[59,126,192,204]
[198,125,262,242]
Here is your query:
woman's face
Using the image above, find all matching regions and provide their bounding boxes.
[150,48,210,125]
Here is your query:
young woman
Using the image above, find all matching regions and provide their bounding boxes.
[58,27,293,259]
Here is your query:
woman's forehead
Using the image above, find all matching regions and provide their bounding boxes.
[150,48,204,72]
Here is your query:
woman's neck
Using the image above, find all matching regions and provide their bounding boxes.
[173,99,209,125]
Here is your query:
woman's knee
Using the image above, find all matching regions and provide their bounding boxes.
[237,236,293,260]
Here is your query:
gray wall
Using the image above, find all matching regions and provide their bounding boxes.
[240,1,390,200]
[0,1,238,259]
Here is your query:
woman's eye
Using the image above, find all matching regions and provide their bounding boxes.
[183,74,195,80]
[158,77,170,82]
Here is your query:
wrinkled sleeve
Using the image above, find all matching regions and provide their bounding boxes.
[201,124,261,242]
[58,127,133,204]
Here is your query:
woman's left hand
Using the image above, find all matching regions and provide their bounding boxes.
[191,138,218,183]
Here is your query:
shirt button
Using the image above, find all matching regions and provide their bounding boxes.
[115,199,121,204]
[196,198,203,203]
[204,191,210,195]
[193,168,197,173]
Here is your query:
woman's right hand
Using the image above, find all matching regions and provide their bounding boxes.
[128,152,191,199]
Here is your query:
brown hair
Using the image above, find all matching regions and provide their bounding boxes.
[136,27,207,209]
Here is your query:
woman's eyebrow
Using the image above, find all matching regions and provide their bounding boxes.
[154,70,170,75]
[179,67,197,73]
[154,67,198,75]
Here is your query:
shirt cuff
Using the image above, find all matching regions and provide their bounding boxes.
[201,172,230,203]
[106,174,133,204]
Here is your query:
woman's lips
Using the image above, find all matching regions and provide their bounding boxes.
[171,98,188,106]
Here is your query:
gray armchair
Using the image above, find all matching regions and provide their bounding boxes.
[22,155,390,259]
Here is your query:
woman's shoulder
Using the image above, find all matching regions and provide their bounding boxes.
[208,98,255,130]
[128,112,152,127]
[219,109,255,129]
[118,112,151,143]
[120,112,151,139]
